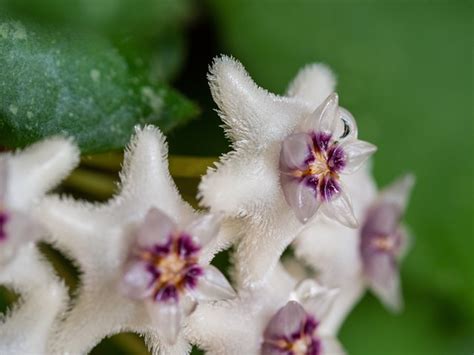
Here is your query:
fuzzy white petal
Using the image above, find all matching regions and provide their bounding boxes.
[286,63,336,109]
[187,264,296,355]
[0,245,68,354]
[6,137,79,209]
[209,56,308,145]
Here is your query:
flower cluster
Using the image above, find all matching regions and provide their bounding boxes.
[0,56,414,355]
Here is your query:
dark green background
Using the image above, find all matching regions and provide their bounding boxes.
[1,0,472,354]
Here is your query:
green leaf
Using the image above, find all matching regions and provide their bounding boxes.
[0,0,192,40]
[0,19,198,153]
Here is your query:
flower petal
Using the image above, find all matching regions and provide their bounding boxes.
[292,279,339,323]
[286,63,336,110]
[366,252,402,312]
[321,186,358,228]
[119,126,194,222]
[379,174,416,212]
[281,174,321,224]
[280,132,314,172]
[119,261,155,300]
[1,210,43,264]
[263,301,307,340]
[303,93,339,134]
[136,207,176,248]
[340,140,377,175]
[185,213,221,247]
[193,265,236,301]
[7,137,79,209]
[147,300,183,345]
[209,55,307,144]
[336,107,358,141]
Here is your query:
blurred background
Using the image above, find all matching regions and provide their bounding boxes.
[0,0,472,354]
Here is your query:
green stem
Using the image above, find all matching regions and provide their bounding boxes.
[81,154,217,178]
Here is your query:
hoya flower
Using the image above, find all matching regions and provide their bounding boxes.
[0,138,79,264]
[199,56,376,287]
[0,137,79,353]
[294,172,414,333]
[37,126,235,354]
[187,264,343,355]
[359,174,415,311]
[120,207,235,343]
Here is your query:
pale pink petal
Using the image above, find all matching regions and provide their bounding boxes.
[305,93,339,134]
[193,265,236,301]
[340,140,377,175]
[281,174,321,224]
[180,292,198,316]
[185,214,221,247]
[147,300,183,345]
[279,133,314,172]
[136,207,176,248]
[119,261,155,300]
[366,253,402,312]
[321,187,358,228]
[263,301,306,340]
[293,279,339,322]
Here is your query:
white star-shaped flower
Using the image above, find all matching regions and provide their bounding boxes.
[0,137,79,353]
[187,264,344,355]
[294,171,414,334]
[199,56,376,287]
[0,138,79,264]
[36,126,236,354]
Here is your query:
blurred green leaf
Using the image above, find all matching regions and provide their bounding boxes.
[0,0,192,40]
[0,19,198,153]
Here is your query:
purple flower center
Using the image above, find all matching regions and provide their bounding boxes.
[137,233,203,303]
[359,203,404,279]
[282,132,346,202]
[0,209,9,241]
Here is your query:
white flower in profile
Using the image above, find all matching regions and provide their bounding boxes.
[294,171,414,334]
[36,126,235,354]
[187,263,344,355]
[0,137,79,353]
[199,56,376,287]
